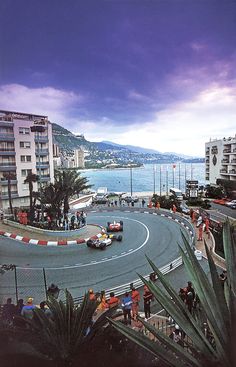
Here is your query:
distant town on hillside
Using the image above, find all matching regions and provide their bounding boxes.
[52,123,204,169]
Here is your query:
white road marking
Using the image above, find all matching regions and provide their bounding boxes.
[121,252,126,255]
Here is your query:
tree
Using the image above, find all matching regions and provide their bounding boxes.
[40,183,64,221]
[3,172,16,215]
[110,219,236,367]
[24,173,39,223]
[22,290,116,367]
[55,169,92,214]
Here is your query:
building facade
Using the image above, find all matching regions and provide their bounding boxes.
[0,110,54,210]
[205,135,236,184]
[74,148,85,168]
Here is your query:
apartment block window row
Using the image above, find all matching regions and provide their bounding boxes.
[20,141,31,148]
[20,155,31,162]
[21,169,32,177]
[19,127,30,135]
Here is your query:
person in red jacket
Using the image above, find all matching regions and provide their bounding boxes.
[131,286,140,320]
[107,292,120,309]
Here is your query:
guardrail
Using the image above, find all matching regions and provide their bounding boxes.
[73,256,183,304]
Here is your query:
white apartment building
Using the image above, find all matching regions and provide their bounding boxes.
[74,148,85,168]
[0,110,54,210]
[205,135,236,184]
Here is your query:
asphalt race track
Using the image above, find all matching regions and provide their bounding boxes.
[0,210,192,303]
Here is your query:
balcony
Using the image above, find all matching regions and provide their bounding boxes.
[205,159,209,163]
[205,150,210,155]
[36,161,50,169]
[1,191,19,199]
[35,135,48,143]
[0,150,15,156]
[0,132,14,141]
[223,149,231,154]
[231,159,236,164]
[35,149,49,156]
[0,178,17,186]
[40,175,51,182]
[229,170,236,175]
[221,159,229,164]
[220,169,227,173]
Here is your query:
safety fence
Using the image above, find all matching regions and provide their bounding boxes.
[0,255,183,306]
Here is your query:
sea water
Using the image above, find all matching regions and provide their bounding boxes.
[79,163,205,194]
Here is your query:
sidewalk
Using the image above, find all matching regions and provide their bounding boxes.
[193,221,226,270]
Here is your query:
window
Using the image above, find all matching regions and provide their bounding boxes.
[20,155,31,162]
[21,169,32,177]
[20,141,31,148]
[19,127,30,135]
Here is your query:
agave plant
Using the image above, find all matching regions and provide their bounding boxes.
[24,289,116,366]
[109,218,236,367]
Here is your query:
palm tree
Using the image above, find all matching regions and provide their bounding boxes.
[3,172,16,215]
[24,172,38,223]
[22,290,116,367]
[110,219,236,367]
[40,183,64,221]
[55,169,92,214]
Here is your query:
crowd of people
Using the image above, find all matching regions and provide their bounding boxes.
[13,207,87,231]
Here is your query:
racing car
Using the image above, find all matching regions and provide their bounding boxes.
[86,233,122,250]
[107,220,123,232]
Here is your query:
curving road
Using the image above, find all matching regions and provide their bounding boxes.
[0,210,192,303]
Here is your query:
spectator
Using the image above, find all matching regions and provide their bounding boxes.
[2,298,16,325]
[186,281,195,300]
[21,297,36,320]
[142,199,146,207]
[219,270,227,288]
[170,325,183,346]
[89,289,96,301]
[204,217,210,239]
[97,290,107,311]
[47,283,60,299]
[40,301,53,318]
[107,292,120,309]
[47,214,52,229]
[76,211,81,226]
[155,201,160,210]
[197,222,203,241]
[178,288,186,302]
[143,285,153,320]
[121,292,132,325]
[149,272,157,282]
[81,211,87,226]
[70,215,75,230]
[131,286,140,320]
[15,298,24,315]
[172,204,177,213]
[64,215,69,230]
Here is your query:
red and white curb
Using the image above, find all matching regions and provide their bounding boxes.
[0,230,103,246]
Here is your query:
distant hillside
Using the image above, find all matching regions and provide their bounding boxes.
[102,141,160,154]
[52,122,204,164]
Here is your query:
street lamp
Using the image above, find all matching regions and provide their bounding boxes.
[30,125,45,221]
[130,164,133,197]
[153,165,156,194]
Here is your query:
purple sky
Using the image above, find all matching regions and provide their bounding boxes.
[0,0,236,156]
